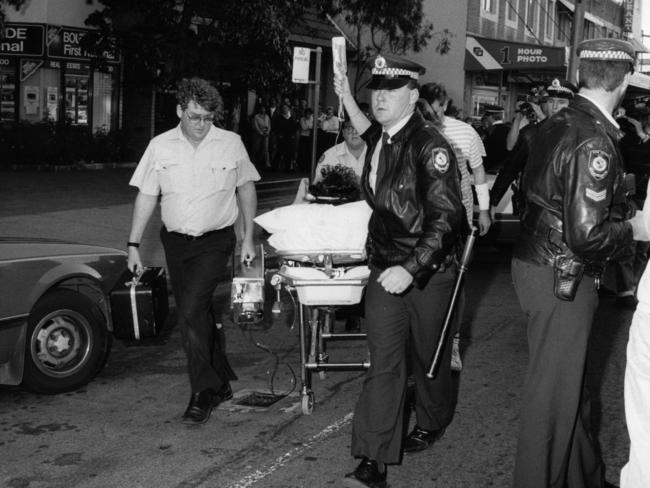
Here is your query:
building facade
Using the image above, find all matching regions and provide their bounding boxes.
[2,0,120,132]
[462,0,647,121]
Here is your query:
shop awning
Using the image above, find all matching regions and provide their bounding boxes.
[627,71,650,97]
[465,36,566,71]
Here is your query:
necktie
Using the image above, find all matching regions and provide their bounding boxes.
[377,132,389,186]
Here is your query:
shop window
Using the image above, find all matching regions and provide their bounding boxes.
[481,0,499,22]
[0,67,16,123]
[544,0,555,41]
[505,0,518,29]
[92,71,114,131]
[65,73,89,125]
[525,0,539,38]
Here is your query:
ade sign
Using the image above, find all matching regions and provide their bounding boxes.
[0,24,44,56]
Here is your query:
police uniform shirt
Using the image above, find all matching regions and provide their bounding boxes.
[369,113,412,192]
[129,124,261,236]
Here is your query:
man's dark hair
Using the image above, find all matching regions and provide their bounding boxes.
[419,82,448,105]
[578,60,634,92]
[176,77,223,113]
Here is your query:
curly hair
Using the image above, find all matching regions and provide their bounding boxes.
[176,77,223,113]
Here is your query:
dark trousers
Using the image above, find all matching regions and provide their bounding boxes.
[160,226,237,394]
[351,265,456,464]
[511,258,604,488]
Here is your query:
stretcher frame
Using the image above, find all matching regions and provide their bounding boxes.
[274,249,370,415]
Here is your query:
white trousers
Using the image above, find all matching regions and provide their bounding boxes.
[621,307,650,488]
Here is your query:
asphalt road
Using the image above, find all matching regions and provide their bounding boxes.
[0,168,634,487]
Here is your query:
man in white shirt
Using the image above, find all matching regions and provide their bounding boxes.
[418,82,491,372]
[127,77,260,424]
[314,118,366,182]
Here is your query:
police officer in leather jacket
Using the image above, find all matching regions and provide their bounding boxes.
[334,54,466,488]
[511,39,647,488]
[490,78,577,216]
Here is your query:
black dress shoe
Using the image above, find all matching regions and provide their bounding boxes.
[213,382,233,406]
[403,425,446,453]
[342,458,387,488]
[604,482,619,488]
[182,389,216,424]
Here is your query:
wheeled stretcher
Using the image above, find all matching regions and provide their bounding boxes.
[271,249,371,415]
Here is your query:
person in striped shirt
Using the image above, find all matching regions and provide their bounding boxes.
[418,82,492,373]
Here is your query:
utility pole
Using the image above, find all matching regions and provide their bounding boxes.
[567,0,586,84]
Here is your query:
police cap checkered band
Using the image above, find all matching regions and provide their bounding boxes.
[577,38,636,62]
[368,54,425,81]
[579,49,634,61]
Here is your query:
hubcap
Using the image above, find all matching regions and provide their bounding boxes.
[31,310,92,377]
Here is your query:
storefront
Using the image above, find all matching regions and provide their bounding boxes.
[464,36,567,120]
[0,23,120,132]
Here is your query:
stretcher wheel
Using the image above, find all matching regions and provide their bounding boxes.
[301,391,314,415]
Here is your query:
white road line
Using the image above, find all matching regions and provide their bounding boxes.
[225,412,354,488]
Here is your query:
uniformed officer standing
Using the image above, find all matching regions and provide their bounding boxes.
[511,39,646,487]
[334,54,465,488]
[490,78,578,215]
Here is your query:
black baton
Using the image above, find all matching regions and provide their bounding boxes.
[426,227,478,379]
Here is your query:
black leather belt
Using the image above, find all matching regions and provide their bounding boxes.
[166,226,231,241]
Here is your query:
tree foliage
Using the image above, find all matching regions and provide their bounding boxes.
[0,0,27,26]
[83,0,309,95]
[0,0,447,97]
[317,0,453,92]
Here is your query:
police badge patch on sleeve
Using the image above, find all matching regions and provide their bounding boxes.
[432,148,450,173]
[587,150,610,180]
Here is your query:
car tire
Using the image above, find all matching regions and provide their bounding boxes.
[22,288,112,394]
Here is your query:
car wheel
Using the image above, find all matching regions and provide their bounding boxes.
[22,288,112,394]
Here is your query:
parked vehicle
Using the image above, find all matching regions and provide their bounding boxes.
[0,237,128,394]
[475,173,520,244]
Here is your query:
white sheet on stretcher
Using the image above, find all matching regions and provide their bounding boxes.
[254,200,372,252]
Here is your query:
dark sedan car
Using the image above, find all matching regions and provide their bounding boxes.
[0,237,128,394]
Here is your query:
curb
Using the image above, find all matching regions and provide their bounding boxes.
[6,162,137,171]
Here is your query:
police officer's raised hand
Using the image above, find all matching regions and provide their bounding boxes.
[377,266,414,294]
[333,73,351,99]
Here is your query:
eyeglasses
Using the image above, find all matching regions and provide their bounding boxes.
[185,110,215,124]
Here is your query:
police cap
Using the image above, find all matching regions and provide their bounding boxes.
[545,78,578,99]
[577,38,636,62]
[366,54,425,90]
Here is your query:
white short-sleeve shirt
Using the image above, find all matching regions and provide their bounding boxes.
[129,124,260,236]
[441,116,487,224]
[313,141,366,183]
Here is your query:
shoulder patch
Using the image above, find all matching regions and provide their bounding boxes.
[585,187,607,202]
[588,150,610,180]
[432,147,450,173]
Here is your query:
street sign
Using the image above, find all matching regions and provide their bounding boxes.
[292,46,310,84]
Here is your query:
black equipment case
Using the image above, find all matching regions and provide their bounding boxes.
[110,267,169,340]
